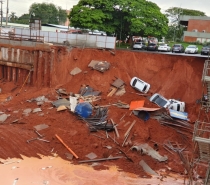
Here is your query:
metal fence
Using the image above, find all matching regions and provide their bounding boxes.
[13,28,116,49]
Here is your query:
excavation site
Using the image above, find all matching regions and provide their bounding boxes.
[0,38,209,184]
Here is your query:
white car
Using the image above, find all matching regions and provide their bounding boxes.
[130,77,150,93]
[185,45,198,54]
[133,42,146,50]
[158,44,171,52]
[168,99,185,112]
[88,30,107,36]
[150,93,170,108]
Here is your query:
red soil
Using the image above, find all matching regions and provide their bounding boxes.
[0,48,207,177]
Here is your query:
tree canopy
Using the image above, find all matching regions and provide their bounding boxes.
[68,0,168,39]
[165,7,206,25]
[29,3,67,24]
[164,7,206,41]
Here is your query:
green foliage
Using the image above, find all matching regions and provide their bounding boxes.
[9,12,18,23]
[68,0,168,39]
[29,3,67,24]
[15,14,30,24]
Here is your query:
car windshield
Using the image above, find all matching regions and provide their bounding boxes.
[174,44,181,47]
[152,95,167,107]
[187,45,196,48]
[149,43,156,46]
[160,44,166,46]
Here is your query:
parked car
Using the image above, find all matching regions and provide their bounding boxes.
[130,77,150,93]
[133,42,147,50]
[201,45,210,55]
[158,44,171,52]
[147,43,158,51]
[168,99,185,112]
[150,93,170,108]
[88,30,107,36]
[185,45,198,54]
[172,44,185,53]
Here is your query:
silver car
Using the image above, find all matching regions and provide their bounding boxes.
[150,93,170,108]
[133,42,146,50]
[185,45,198,54]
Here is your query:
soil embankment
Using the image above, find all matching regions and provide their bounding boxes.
[0,48,207,178]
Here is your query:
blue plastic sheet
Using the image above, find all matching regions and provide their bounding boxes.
[75,102,93,118]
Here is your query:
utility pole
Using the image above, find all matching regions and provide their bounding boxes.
[0,0,3,27]
[6,0,8,26]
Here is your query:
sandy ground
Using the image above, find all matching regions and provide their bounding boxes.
[0,155,186,185]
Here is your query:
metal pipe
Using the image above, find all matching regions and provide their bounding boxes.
[78,156,123,163]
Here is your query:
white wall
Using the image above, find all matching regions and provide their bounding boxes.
[14,28,116,49]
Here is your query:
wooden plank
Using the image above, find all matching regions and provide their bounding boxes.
[0,61,33,71]
[107,87,117,97]
[124,120,136,138]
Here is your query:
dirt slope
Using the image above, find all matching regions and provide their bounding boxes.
[0,48,207,177]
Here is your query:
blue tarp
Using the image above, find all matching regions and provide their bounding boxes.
[75,102,93,118]
[169,109,188,120]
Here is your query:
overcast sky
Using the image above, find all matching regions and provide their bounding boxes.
[6,0,210,17]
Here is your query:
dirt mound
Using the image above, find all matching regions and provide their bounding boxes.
[0,48,207,177]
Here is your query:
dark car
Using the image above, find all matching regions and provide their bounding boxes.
[172,44,185,53]
[201,45,210,55]
[147,43,158,51]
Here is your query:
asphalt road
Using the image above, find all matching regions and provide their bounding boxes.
[129,49,210,58]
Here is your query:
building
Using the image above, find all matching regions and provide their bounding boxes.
[180,15,210,43]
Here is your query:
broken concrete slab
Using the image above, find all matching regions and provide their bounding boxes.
[139,160,159,176]
[89,60,110,72]
[34,124,49,131]
[23,108,32,115]
[57,105,67,111]
[52,99,70,108]
[131,143,168,162]
[88,60,100,68]
[0,114,8,123]
[70,67,82,75]
[111,78,124,88]
[33,108,42,113]
[65,153,73,160]
[85,152,97,160]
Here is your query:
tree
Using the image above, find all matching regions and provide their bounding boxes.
[68,0,168,40]
[164,7,206,41]
[15,14,30,24]
[29,3,67,24]
[9,12,18,23]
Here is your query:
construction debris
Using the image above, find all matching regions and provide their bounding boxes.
[70,67,82,75]
[55,134,79,159]
[139,160,159,176]
[78,156,123,163]
[131,143,168,162]
[52,98,70,108]
[34,124,49,131]
[0,114,9,123]
[78,107,114,132]
[85,152,97,160]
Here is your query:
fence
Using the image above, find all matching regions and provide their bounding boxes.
[14,28,116,49]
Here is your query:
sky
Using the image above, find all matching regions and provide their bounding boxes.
[5,0,210,17]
